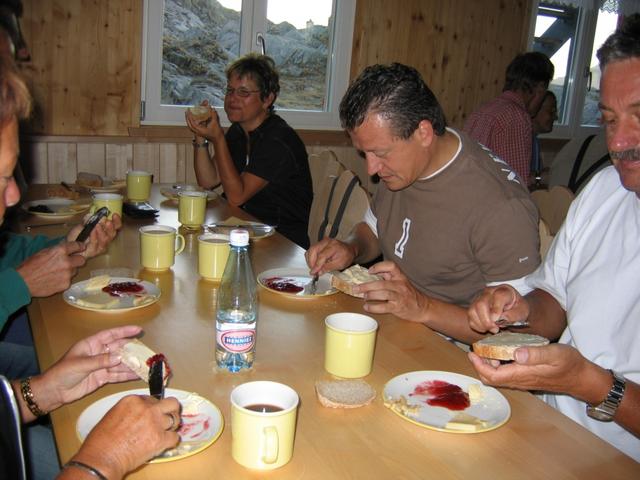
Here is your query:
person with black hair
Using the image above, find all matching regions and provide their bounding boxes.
[465,52,554,185]
[307,63,540,345]
[467,15,640,461]
[186,53,312,248]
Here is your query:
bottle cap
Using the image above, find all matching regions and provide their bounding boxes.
[229,229,250,246]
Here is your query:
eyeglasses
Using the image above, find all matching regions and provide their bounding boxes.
[224,87,261,98]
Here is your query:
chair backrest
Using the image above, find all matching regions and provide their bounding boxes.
[538,218,554,259]
[308,169,371,243]
[531,185,575,235]
[308,150,345,196]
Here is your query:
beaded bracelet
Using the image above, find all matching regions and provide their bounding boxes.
[63,460,108,480]
[19,377,47,417]
[192,138,209,148]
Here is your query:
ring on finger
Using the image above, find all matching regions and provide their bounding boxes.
[165,412,179,431]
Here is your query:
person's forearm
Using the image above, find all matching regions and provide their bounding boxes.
[419,298,487,345]
[209,135,250,205]
[193,142,220,189]
[347,223,381,265]
[10,375,63,424]
[523,289,567,340]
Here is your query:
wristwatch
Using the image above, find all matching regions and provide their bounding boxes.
[586,370,626,422]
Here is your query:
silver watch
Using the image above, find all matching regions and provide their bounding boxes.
[586,370,626,422]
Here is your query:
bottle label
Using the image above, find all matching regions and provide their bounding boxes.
[217,322,256,354]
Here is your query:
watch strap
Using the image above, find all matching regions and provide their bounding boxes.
[586,370,626,421]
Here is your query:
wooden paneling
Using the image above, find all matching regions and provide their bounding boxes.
[351,0,534,127]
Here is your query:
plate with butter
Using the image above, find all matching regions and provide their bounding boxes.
[63,275,160,312]
[383,371,510,433]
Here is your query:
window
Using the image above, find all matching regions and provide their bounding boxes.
[530,0,638,138]
[141,0,356,130]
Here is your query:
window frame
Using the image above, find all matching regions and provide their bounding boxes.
[140,0,356,130]
[528,1,604,139]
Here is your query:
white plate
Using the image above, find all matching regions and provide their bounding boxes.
[74,180,126,193]
[257,267,337,298]
[76,388,224,463]
[383,371,510,434]
[22,198,90,218]
[160,185,217,202]
[206,221,275,240]
[63,277,161,312]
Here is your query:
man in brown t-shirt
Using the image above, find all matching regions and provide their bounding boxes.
[306,63,540,345]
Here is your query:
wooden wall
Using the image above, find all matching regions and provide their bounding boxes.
[17,0,535,185]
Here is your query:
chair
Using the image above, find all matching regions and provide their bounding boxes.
[531,185,575,235]
[308,150,345,197]
[538,218,554,259]
[308,169,371,243]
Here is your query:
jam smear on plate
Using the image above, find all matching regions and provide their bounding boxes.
[410,380,470,411]
[263,276,304,293]
[103,281,145,297]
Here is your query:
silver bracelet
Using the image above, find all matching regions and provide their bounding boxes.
[63,460,108,480]
[192,139,209,148]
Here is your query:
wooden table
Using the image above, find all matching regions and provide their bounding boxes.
[24,185,640,479]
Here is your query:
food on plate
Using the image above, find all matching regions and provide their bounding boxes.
[27,204,54,214]
[76,171,103,188]
[315,379,376,409]
[467,383,485,404]
[472,331,550,361]
[331,264,381,298]
[73,277,155,309]
[46,185,80,200]
[263,276,304,294]
[84,274,112,292]
[116,339,171,384]
[74,292,120,309]
[445,412,490,432]
[383,395,420,416]
[409,380,470,410]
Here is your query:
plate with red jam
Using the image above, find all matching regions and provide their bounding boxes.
[257,268,337,298]
[63,277,161,312]
[76,388,223,463]
[383,371,510,433]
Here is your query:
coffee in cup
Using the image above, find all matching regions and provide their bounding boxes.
[230,381,299,470]
[139,225,185,271]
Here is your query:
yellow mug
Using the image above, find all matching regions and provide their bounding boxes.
[126,170,152,201]
[324,313,378,378]
[230,381,299,470]
[197,233,229,281]
[139,225,185,271]
[178,191,208,229]
[91,193,123,219]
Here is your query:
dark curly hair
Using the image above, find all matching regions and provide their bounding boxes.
[226,53,280,113]
[339,63,447,139]
[597,13,640,70]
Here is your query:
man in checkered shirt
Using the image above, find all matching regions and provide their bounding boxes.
[464,52,554,186]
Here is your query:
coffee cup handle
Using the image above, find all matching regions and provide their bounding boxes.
[261,426,279,464]
[175,233,186,255]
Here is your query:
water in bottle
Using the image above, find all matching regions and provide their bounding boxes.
[215,229,258,372]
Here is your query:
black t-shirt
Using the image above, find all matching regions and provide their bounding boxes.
[225,114,312,248]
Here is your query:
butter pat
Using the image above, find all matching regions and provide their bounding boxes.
[84,275,111,292]
[468,384,485,404]
[445,413,489,432]
[75,291,119,309]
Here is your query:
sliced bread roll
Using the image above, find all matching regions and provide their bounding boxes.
[76,172,103,188]
[116,339,171,383]
[331,265,381,298]
[472,332,550,361]
[315,379,376,408]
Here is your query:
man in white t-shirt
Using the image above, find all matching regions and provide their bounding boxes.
[466,16,640,461]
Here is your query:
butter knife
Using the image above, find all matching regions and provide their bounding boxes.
[148,359,165,400]
[309,274,319,295]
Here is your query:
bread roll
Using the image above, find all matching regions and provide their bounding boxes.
[76,172,103,188]
[472,332,550,361]
[188,105,211,122]
[315,379,376,408]
[331,265,381,298]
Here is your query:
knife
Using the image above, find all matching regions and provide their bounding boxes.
[148,359,165,400]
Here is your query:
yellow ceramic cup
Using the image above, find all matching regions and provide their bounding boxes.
[139,225,185,271]
[230,381,299,470]
[197,233,229,281]
[90,193,123,219]
[126,170,152,201]
[178,191,208,229]
[324,313,378,378]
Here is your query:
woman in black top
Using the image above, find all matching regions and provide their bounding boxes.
[186,54,312,248]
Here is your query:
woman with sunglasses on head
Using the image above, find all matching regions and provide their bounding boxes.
[186,53,312,248]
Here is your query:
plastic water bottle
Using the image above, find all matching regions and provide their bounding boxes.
[215,229,258,372]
